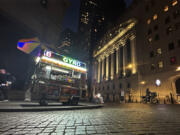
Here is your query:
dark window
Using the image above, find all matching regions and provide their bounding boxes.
[148,29,152,35]
[119,83,122,88]
[150,51,155,57]
[165,16,170,24]
[154,34,159,40]
[127,83,131,88]
[103,86,104,90]
[114,50,116,75]
[154,25,158,30]
[170,57,176,64]
[175,22,180,30]
[145,5,149,12]
[168,42,175,50]
[107,85,109,90]
[40,0,48,8]
[151,0,155,6]
[113,84,115,90]
[151,64,155,70]
[178,40,180,47]
[173,10,180,19]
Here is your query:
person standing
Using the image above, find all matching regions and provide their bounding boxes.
[0,71,8,101]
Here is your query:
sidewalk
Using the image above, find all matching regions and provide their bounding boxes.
[0,101,103,112]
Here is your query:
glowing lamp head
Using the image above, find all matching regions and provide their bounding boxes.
[155,79,161,86]
[127,64,132,69]
[97,93,101,98]
[140,81,146,85]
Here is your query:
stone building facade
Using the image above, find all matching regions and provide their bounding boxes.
[92,0,180,103]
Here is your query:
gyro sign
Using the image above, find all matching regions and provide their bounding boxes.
[43,50,86,68]
[63,56,81,67]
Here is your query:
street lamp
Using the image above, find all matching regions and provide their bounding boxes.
[140,81,146,85]
[155,79,161,86]
[127,64,132,69]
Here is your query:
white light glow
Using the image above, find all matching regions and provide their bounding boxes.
[97,93,101,98]
[52,67,69,74]
[45,66,69,74]
[35,57,41,63]
[155,79,161,86]
[45,66,51,70]
[42,56,87,73]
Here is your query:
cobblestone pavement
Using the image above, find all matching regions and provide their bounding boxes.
[0,103,180,135]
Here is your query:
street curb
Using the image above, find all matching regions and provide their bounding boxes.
[0,105,104,112]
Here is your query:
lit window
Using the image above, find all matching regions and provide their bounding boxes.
[164,6,168,12]
[153,14,158,20]
[94,29,97,32]
[158,61,163,68]
[157,48,162,54]
[147,19,151,24]
[172,0,178,6]
[102,17,105,20]
[148,37,152,43]
[166,26,173,35]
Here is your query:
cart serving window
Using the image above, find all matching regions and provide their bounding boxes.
[32,50,87,105]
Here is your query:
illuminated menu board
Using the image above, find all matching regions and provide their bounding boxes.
[43,50,86,69]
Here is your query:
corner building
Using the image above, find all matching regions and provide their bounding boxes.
[92,0,180,103]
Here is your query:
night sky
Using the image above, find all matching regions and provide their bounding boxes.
[0,0,133,89]
[62,0,133,32]
[61,0,80,32]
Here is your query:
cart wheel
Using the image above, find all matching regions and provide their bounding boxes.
[152,98,158,104]
[71,98,79,106]
[62,102,68,105]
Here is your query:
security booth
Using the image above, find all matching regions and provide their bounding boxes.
[31,50,88,105]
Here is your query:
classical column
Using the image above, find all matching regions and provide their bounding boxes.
[97,60,100,83]
[130,35,137,74]
[123,42,127,76]
[106,55,109,81]
[116,48,119,74]
[102,58,104,81]
[111,52,114,80]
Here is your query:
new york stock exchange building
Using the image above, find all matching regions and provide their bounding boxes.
[92,19,139,103]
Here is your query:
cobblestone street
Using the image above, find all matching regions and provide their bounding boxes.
[1,104,180,135]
